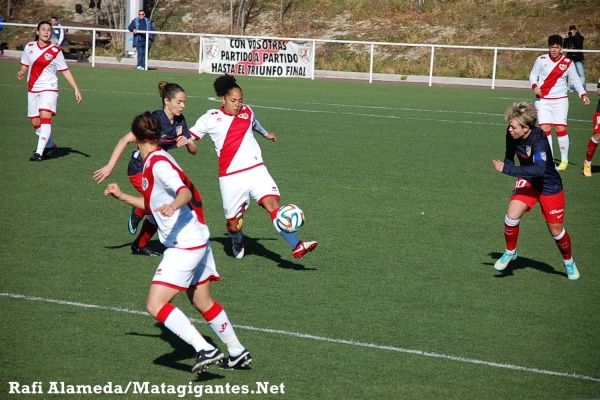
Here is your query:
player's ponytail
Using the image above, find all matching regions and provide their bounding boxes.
[158,81,185,107]
[131,111,162,142]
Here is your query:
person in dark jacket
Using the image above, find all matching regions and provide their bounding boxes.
[564,25,585,91]
[128,10,155,70]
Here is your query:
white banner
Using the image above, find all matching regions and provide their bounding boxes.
[201,37,313,78]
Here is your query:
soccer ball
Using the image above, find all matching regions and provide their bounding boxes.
[275,204,305,233]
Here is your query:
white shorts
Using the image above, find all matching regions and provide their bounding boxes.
[219,165,280,220]
[151,243,220,291]
[534,97,568,127]
[28,91,58,118]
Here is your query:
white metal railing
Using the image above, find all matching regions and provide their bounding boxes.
[3,22,598,89]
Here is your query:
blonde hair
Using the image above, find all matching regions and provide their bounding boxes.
[504,101,537,129]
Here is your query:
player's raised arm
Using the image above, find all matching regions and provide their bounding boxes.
[93,132,137,183]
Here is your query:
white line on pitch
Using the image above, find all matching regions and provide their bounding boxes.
[1,292,598,382]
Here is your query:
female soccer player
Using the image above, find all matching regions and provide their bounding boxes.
[189,74,317,259]
[104,112,252,372]
[492,101,579,280]
[582,77,600,177]
[94,81,197,256]
[17,20,82,161]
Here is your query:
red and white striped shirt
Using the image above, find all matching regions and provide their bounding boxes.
[20,41,68,93]
[529,53,586,99]
[189,105,265,177]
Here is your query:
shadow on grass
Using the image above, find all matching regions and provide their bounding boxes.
[47,147,90,160]
[211,234,317,271]
[104,239,165,253]
[484,252,567,279]
[127,323,226,381]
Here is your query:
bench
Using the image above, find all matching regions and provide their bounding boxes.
[62,34,93,62]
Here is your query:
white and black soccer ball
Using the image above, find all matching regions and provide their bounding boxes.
[275,204,305,233]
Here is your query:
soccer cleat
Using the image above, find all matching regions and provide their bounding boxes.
[565,260,580,281]
[218,349,252,370]
[557,161,569,171]
[293,240,318,259]
[131,243,161,257]
[43,143,57,158]
[232,240,245,259]
[29,153,43,161]
[128,207,142,234]
[494,250,518,271]
[136,66,143,70]
[192,348,225,373]
[583,164,592,177]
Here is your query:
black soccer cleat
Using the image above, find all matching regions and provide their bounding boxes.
[218,349,253,370]
[128,206,143,234]
[192,348,225,374]
[131,243,161,257]
[43,143,57,158]
[30,153,43,162]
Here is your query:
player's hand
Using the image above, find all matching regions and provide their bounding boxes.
[492,159,504,173]
[17,70,24,80]
[176,135,189,147]
[104,183,123,199]
[93,166,113,184]
[74,89,82,104]
[265,132,276,142]
[533,87,542,97]
[156,204,175,217]
[582,96,590,106]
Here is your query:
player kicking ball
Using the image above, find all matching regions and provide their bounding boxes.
[105,112,252,372]
[492,101,579,280]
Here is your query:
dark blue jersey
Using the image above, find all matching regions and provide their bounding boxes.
[127,109,191,176]
[502,126,563,195]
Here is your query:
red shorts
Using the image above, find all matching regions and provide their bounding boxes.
[510,179,565,223]
[593,111,600,135]
[128,173,151,215]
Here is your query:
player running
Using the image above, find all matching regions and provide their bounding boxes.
[17,20,82,161]
[189,74,317,260]
[104,111,252,373]
[529,34,590,171]
[94,82,197,256]
[492,101,579,281]
[582,77,600,177]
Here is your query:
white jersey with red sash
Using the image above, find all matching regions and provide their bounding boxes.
[142,149,210,249]
[20,41,68,93]
[529,53,586,99]
[189,105,264,177]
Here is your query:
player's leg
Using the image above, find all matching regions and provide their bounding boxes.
[128,173,159,255]
[147,248,221,372]
[186,245,251,370]
[220,174,250,258]
[540,191,579,280]
[583,112,600,177]
[226,216,245,258]
[535,99,554,158]
[553,98,569,170]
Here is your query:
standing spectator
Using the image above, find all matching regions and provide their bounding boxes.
[128,10,155,70]
[564,25,585,91]
[50,17,65,46]
[492,101,579,281]
[17,21,82,161]
[0,12,4,56]
[582,77,600,177]
[529,34,589,171]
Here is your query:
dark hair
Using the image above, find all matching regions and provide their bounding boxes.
[131,112,162,142]
[568,25,576,31]
[35,20,51,41]
[213,74,241,97]
[158,81,185,106]
[548,34,563,47]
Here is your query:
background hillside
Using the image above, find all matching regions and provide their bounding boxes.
[2,0,599,80]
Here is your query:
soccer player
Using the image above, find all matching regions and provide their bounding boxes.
[104,112,252,372]
[582,77,600,177]
[17,20,82,161]
[492,101,579,280]
[529,34,590,171]
[189,74,317,260]
[94,82,197,256]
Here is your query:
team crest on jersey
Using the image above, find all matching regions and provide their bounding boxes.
[559,64,567,71]
[238,113,249,120]
[176,126,183,136]
[142,177,149,191]
[204,42,220,60]
[526,146,531,157]
[44,53,54,61]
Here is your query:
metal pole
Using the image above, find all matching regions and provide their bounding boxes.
[429,46,435,87]
[230,0,233,34]
[144,34,149,70]
[91,29,96,67]
[369,43,374,83]
[491,48,498,89]
[311,39,315,80]
[199,35,203,74]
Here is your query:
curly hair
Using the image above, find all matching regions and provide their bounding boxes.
[504,101,537,129]
[213,74,241,97]
[131,111,162,142]
[548,34,563,47]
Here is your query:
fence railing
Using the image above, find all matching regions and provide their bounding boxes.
[3,22,598,90]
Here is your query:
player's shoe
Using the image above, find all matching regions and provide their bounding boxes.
[293,241,318,259]
[565,260,580,281]
[494,250,517,271]
[128,207,142,234]
[232,240,245,259]
[218,349,252,370]
[192,348,224,373]
[583,164,592,177]
[131,243,161,257]
[43,143,57,158]
[557,161,569,171]
[29,153,43,162]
